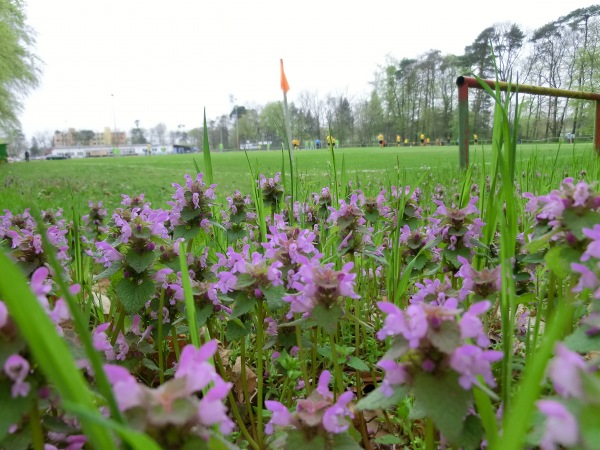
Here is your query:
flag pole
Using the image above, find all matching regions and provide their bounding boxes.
[280,59,295,205]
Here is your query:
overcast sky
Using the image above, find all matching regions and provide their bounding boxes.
[19,0,597,138]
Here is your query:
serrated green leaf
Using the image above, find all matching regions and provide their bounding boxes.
[331,432,362,449]
[457,414,484,450]
[173,224,200,241]
[0,382,32,441]
[93,261,123,281]
[231,294,255,318]
[196,304,214,328]
[564,327,600,353]
[285,429,326,449]
[263,284,287,311]
[312,304,343,334]
[125,250,155,274]
[444,247,472,269]
[563,209,600,241]
[373,434,404,445]
[347,356,369,372]
[413,371,472,444]
[234,273,256,289]
[428,320,461,354]
[142,358,159,372]
[115,277,155,314]
[180,207,202,222]
[356,385,409,411]
[544,245,582,279]
[226,318,251,341]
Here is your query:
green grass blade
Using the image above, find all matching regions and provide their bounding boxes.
[179,246,199,347]
[64,401,162,450]
[0,251,117,450]
[203,108,214,185]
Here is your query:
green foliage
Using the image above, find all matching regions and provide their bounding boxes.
[356,385,409,411]
[0,0,40,132]
[115,277,155,314]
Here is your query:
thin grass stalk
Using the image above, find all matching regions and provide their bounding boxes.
[179,245,199,347]
[328,126,339,205]
[494,299,572,450]
[202,108,214,185]
[206,321,259,450]
[157,288,165,384]
[32,210,124,425]
[0,250,118,450]
[255,300,266,449]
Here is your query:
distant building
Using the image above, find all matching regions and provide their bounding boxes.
[47,144,196,159]
[53,127,127,147]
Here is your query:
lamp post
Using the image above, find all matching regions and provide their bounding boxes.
[229,94,239,150]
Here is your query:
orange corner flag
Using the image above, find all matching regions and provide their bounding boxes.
[280,59,290,94]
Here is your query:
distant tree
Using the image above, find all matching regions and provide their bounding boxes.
[33,130,51,150]
[29,136,39,156]
[0,0,40,133]
[150,123,167,145]
[73,129,95,145]
[130,125,148,144]
[259,102,285,144]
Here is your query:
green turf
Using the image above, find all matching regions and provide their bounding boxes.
[0,143,596,212]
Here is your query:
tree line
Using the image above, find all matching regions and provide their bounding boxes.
[4,4,600,154]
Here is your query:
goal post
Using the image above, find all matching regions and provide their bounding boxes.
[456,76,600,169]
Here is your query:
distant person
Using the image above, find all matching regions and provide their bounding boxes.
[426,137,430,146]
[326,135,332,147]
[315,138,321,149]
[332,138,337,148]
[292,139,300,149]
[377,133,384,147]
[474,134,478,145]
[420,133,425,145]
[435,138,440,146]
[446,136,451,146]
[25,150,30,162]
[404,138,409,146]
[396,134,401,147]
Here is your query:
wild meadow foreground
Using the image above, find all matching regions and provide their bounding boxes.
[1,119,600,448]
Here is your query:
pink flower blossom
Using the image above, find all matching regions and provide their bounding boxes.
[537,400,579,450]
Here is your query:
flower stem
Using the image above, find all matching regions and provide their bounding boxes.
[110,306,125,346]
[170,326,181,362]
[295,324,310,391]
[157,288,165,384]
[425,417,435,450]
[240,337,256,435]
[328,331,344,396]
[256,300,265,449]
[207,320,259,450]
[30,399,44,450]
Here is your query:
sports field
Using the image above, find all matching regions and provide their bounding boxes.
[0,142,597,212]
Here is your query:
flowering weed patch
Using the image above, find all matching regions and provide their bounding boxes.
[1,116,600,448]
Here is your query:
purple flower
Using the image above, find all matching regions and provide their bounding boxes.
[0,301,8,329]
[376,302,406,339]
[547,343,586,398]
[175,342,219,394]
[316,370,334,399]
[3,354,30,398]
[450,345,502,390]
[377,360,410,396]
[93,323,115,360]
[571,262,600,299]
[376,301,428,348]
[322,391,354,433]
[582,224,600,261]
[265,400,293,434]
[197,381,235,434]
[459,300,491,347]
[104,364,144,411]
[537,400,579,450]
